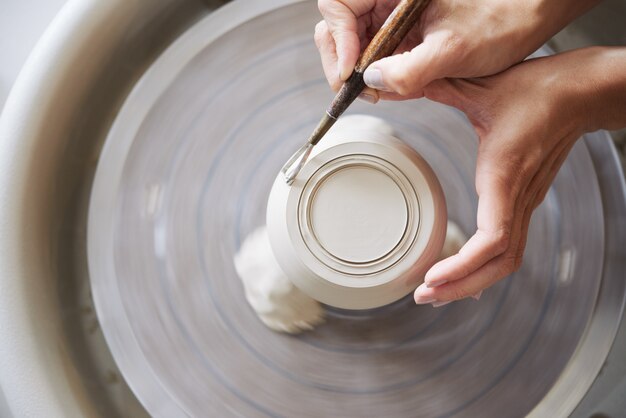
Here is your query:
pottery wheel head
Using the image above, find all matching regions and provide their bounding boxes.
[87,1,616,416]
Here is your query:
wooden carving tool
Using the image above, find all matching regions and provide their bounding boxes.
[281,0,431,185]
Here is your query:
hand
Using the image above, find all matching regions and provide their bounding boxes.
[413,46,626,306]
[314,0,599,103]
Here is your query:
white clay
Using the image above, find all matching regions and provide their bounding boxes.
[235,115,468,332]
[235,221,467,334]
[310,165,408,263]
[234,226,325,334]
[266,114,448,310]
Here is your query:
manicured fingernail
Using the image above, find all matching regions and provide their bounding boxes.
[415,296,437,304]
[357,92,377,104]
[472,291,483,301]
[414,284,436,304]
[363,68,389,91]
[432,301,451,308]
[426,279,447,288]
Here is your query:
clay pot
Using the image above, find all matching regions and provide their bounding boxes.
[267,115,447,309]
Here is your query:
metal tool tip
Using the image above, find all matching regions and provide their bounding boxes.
[281,143,313,186]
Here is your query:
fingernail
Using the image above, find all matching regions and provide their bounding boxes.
[426,279,447,288]
[363,68,389,91]
[337,58,348,81]
[472,291,483,301]
[414,284,436,304]
[432,301,451,308]
[415,296,437,304]
[357,92,377,104]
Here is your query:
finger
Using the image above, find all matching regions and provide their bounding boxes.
[315,19,379,101]
[419,183,529,303]
[318,0,364,81]
[514,140,575,264]
[508,135,573,266]
[533,147,573,211]
[362,34,449,97]
[419,197,529,304]
[446,157,548,297]
[424,169,516,287]
[425,131,574,293]
[528,139,575,210]
[377,77,472,102]
[314,20,342,91]
[423,136,577,300]
[424,170,534,303]
[415,247,520,303]
[494,150,555,272]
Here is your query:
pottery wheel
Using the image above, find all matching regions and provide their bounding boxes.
[87,1,617,417]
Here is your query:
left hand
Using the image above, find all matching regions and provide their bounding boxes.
[413,47,616,306]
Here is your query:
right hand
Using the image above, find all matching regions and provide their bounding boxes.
[314,0,599,103]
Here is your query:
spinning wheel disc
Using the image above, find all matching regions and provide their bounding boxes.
[88,1,620,416]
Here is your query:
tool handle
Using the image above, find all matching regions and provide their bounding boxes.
[325,0,430,120]
[355,0,429,72]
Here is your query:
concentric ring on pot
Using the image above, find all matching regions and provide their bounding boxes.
[300,156,415,272]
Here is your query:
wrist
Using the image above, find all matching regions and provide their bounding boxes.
[568,47,626,133]
[526,0,601,52]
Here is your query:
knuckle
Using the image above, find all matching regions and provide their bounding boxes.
[314,21,327,46]
[441,31,466,56]
[385,54,415,96]
[512,160,539,191]
[505,154,526,174]
[533,185,551,208]
[505,255,517,273]
[490,228,511,254]
[422,83,436,100]
[452,261,474,281]
[318,0,330,14]
[449,286,470,301]
[499,253,519,277]
[393,79,412,96]
[314,20,326,35]
[318,0,347,23]
[512,245,526,272]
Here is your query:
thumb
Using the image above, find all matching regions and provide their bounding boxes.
[363,39,445,97]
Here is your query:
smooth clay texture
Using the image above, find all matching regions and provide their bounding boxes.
[310,165,408,263]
